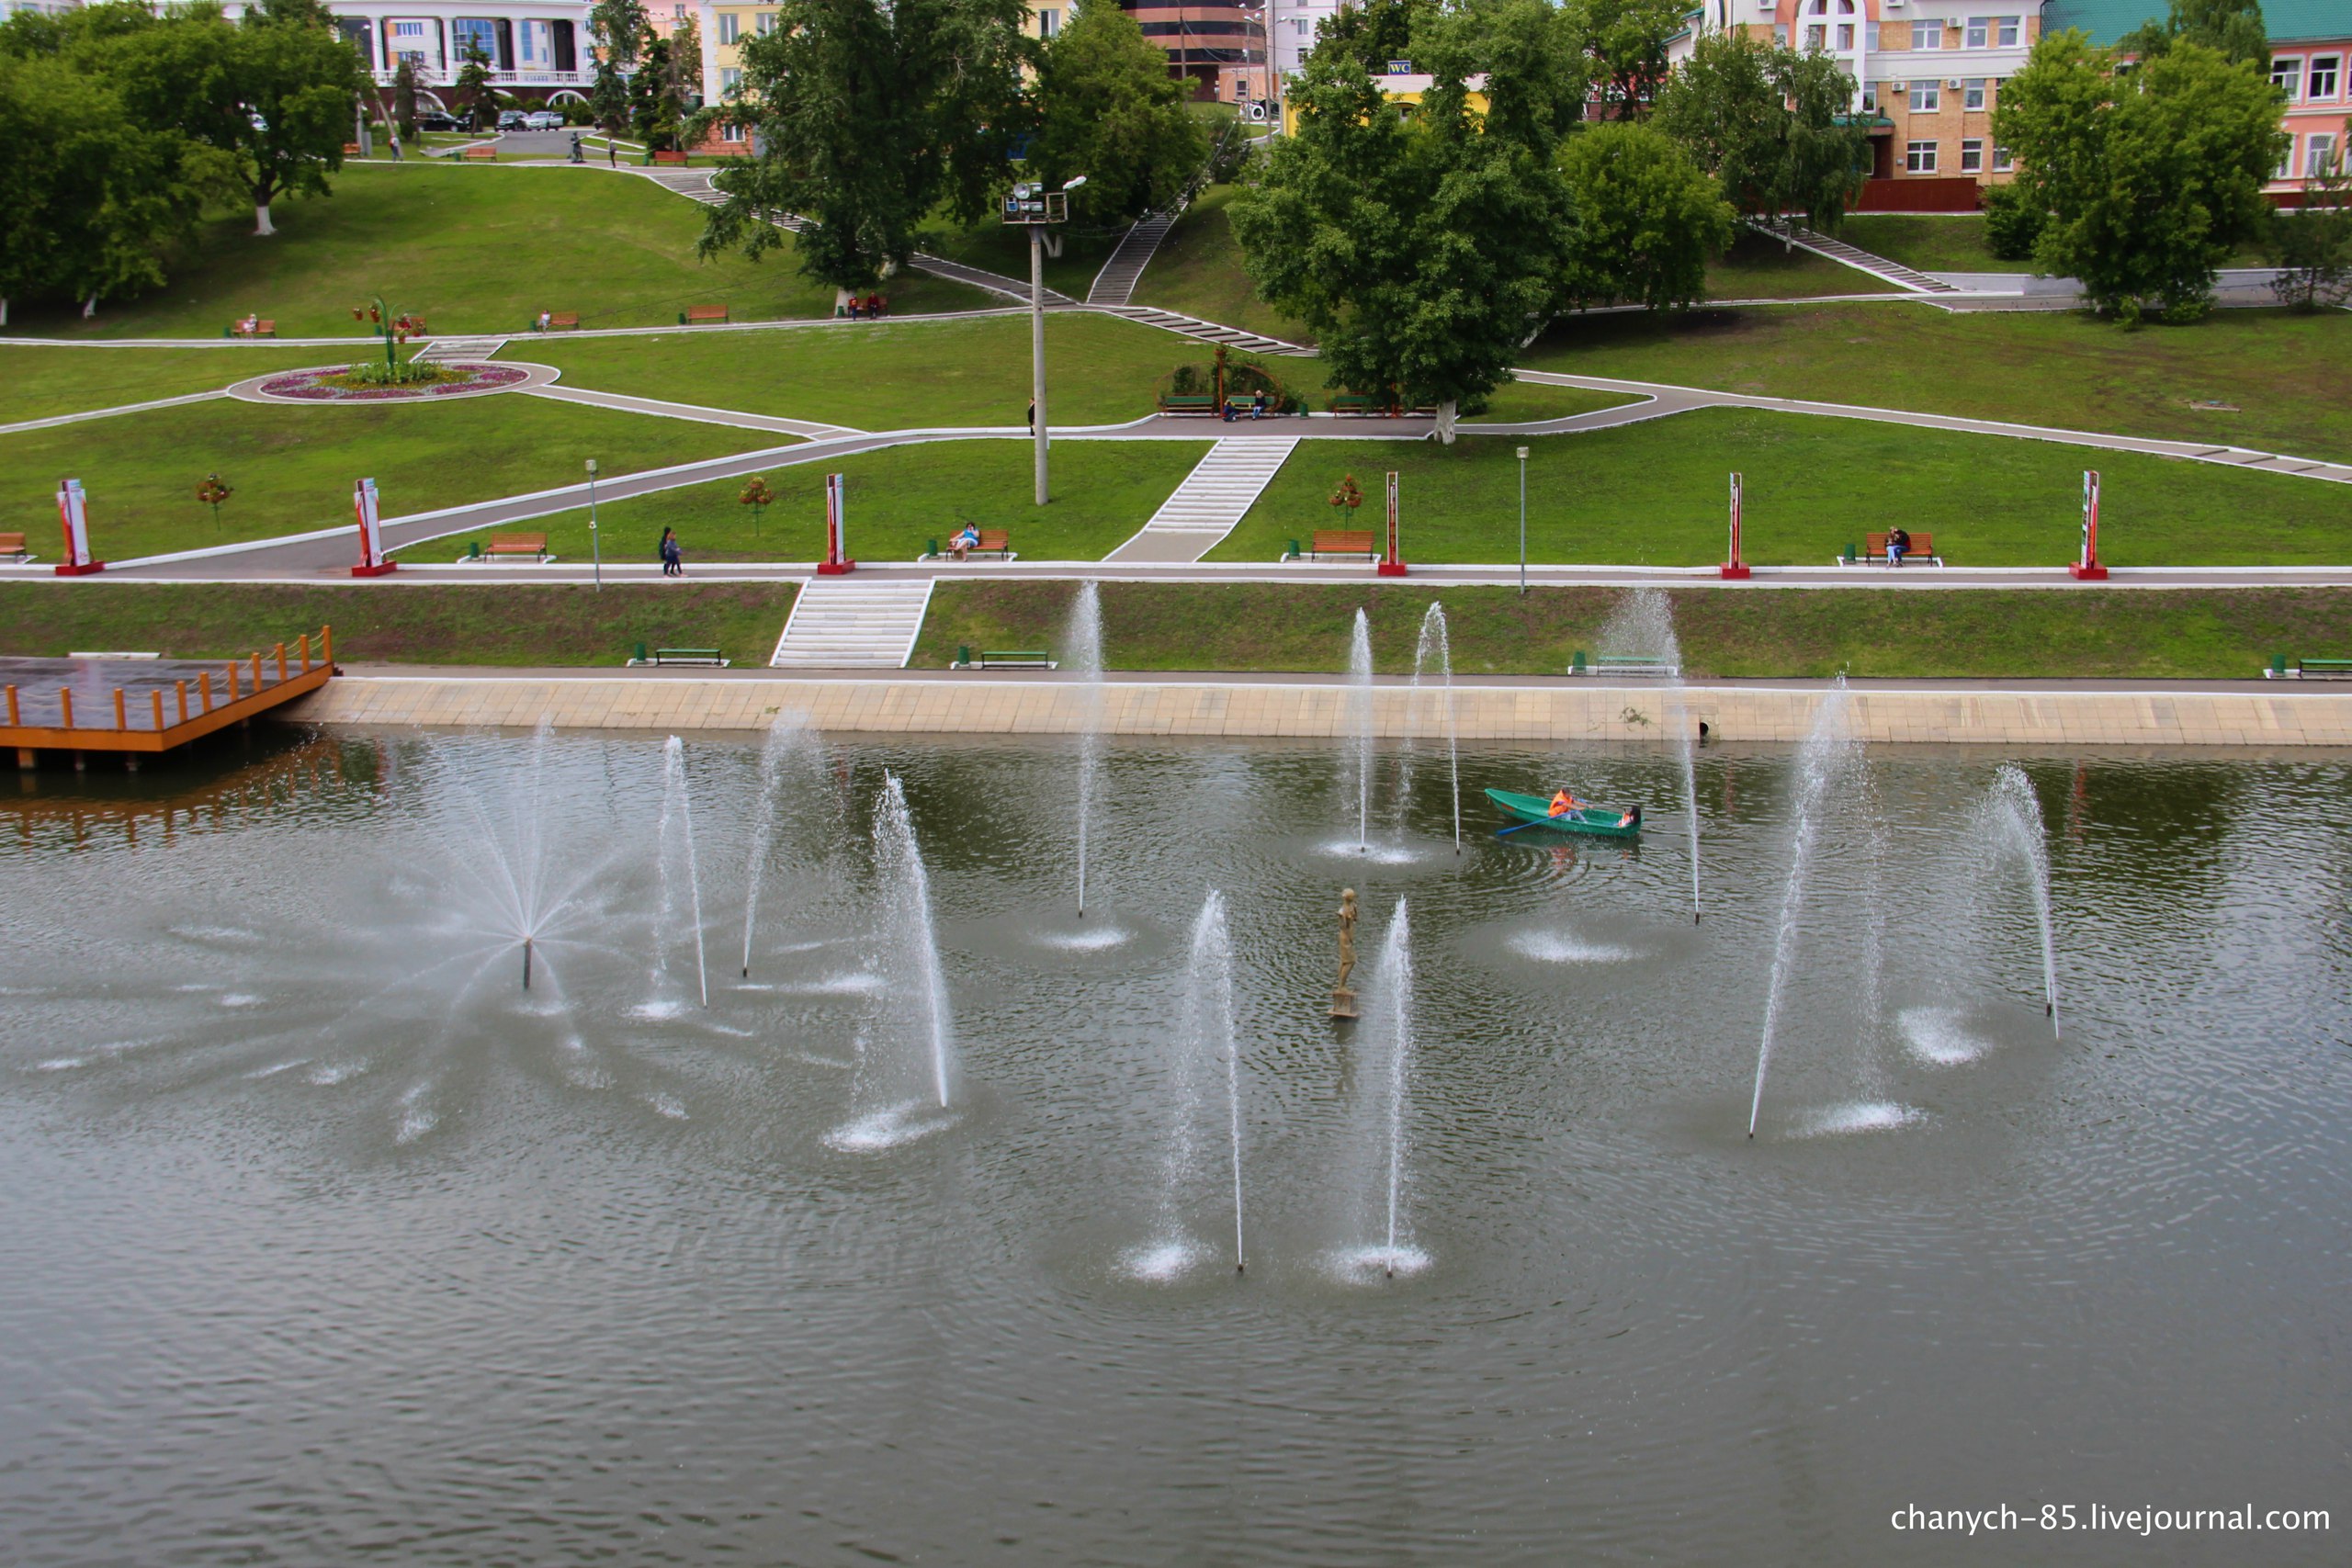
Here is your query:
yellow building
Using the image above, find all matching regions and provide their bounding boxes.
[1280,72,1491,136]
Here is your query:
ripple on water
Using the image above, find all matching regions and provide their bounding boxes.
[1121,1237,1211,1283]
[1900,1006,1993,1066]
[1325,1243,1434,1282]
[823,1100,956,1153]
[1790,1100,1925,1139]
[1032,923,1134,953]
[1507,930,1642,964]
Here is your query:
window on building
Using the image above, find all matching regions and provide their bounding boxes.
[452,17,497,64]
[2271,58,2301,99]
[1906,140,1939,174]
[1804,23,1825,50]
[673,5,685,18]
[1965,16,1989,47]
[718,12,739,43]
[1960,138,1983,172]
[1996,15,2019,46]
[1038,8,1060,38]
[1912,21,1944,50]
[1993,143,2013,171]
[1293,16,1309,34]
[722,122,745,143]
[755,10,777,33]
[2278,136,2298,179]
[1963,77,1985,109]
[1837,24,1854,49]
[2311,134,2341,176]
[1866,20,1879,50]
[1860,82,1878,113]
[2310,57,2339,100]
[719,65,741,93]
[1910,81,1939,112]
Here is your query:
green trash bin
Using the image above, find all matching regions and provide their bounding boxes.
[956,644,972,669]
[632,640,649,665]
[1286,538,1301,559]
[1570,649,1587,674]
[2272,653,2290,677]
[927,537,940,558]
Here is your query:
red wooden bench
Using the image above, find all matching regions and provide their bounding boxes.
[0,532,30,560]
[1856,530,1939,565]
[227,317,277,337]
[537,311,580,331]
[1309,529,1378,560]
[461,145,496,162]
[681,304,729,324]
[650,149,690,166]
[481,532,550,561]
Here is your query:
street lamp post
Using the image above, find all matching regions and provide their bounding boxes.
[585,457,602,592]
[1005,175,1084,506]
[1515,446,1530,596]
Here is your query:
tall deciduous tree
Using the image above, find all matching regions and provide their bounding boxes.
[2269,169,2352,311]
[1232,0,1581,442]
[697,0,1033,293]
[1569,0,1687,119]
[1655,29,1869,238]
[1029,0,1204,224]
[1558,120,1733,310]
[453,44,494,130]
[1995,32,2285,321]
[588,0,650,68]
[2121,0,2268,73]
[391,54,419,140]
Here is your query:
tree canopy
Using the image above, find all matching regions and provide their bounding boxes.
[1027,0,1205,225]
[1994,31,2285,321]
[1558,120,1732,310]
[697,0,1034,294]
[2121,0,2268,73]
[1655,28,1870,235]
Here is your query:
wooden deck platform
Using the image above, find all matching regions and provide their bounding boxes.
[4,627,334,768]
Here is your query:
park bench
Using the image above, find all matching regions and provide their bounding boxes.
[629,644,729,666]
[2272,656,2352,680]
[1223,397,1282,419]
[535,311,581,332]
[1159,394,1218,416]
[1306,529,1378,561]
[461,145,496,162]
[650,149,690,166]
[343,141,363,154]
[1329,394,1390,416]
[226,318,277,337]
[1841,530,1940,566]
[956,646,1056,670]
[1569,651,1681,677]
[680,304,729,325]
[837,295,890,318]
[0,533,31,561]
[928,530,1013,559]
[477,532,551,562]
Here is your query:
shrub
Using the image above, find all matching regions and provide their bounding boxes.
[1982,182,2044,262]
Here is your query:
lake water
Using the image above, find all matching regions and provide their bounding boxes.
[1,728,2346,1565]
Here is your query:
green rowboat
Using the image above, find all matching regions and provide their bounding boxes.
[1486,787,1644,839]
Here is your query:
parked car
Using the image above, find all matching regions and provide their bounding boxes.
[524,109,563,131]
[412,110,461,132]
[497,109,526,131]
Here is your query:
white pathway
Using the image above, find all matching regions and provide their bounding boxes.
[768,578,935,669]
[1761,220,1960,295]
[1105,435,1298,562]
[413,336,507,362]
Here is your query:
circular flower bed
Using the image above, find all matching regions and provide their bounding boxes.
[254,363,531,402]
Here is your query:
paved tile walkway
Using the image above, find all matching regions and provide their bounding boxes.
[1763,220,1958,294]
[1105,436,1299,562]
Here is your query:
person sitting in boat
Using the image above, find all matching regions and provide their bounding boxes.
[1618,806,1641,829]
[1549,789,1578,817]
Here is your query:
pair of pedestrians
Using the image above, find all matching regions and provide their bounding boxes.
[659,526,685,577]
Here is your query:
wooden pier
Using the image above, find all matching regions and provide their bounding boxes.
[3,626,335,770]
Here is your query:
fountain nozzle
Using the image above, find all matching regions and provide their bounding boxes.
[522,937,534,990]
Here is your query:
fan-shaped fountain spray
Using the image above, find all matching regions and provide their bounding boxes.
[741,712,820,977]
[1984,764,2063,1036]
[657,736,708,1008]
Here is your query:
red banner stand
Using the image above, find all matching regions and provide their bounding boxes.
[2068,468,2108,580]
[817,471,855,574]
[54,478,105,575]
[1376,470,1408,576]
[1719,470,1750,579]
[351,477,397,577]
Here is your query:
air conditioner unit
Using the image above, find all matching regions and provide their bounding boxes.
[1946,77,1963,89]
[1884,0,1904,8]
[1890,79,1907,91]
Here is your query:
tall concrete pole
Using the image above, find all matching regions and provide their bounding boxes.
[1032,226,1048,506]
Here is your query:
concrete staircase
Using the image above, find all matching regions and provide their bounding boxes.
[1106,436,1298,562]
[1089,303,1312,356]
[1086,211,1180,305]
[769,579,936,669]
[413,336,505,362]
[1761,220,1960,293]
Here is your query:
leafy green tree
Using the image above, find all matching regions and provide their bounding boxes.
[629,34,669,145]
[1558,120,1733,310]
[588,0,650,67]
[2269,168,2352,310]
[1655,29,1870,239]
[589,54,629,140]
[1569,0,1686,119]
[1313,0,1438,73]
[1995,32,2285,321]
[454,44,494,130]
[2121,0,2268,73]
[1980,179,2044,260]
[697,0,1033,293]
[1029,0,1204,223]
[1232,0,1580,442]
[391,55,419,141]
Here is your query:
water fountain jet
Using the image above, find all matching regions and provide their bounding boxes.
[1982,764,2063,1037]
[656,736,709,1008]
[1408,603,1461,854]
[1598,588,1701,919]
[1069,583,1106,916]
[1346,609,1374,852]
[741,712,820,978]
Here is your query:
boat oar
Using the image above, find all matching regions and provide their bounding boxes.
[1497,817,1559,838]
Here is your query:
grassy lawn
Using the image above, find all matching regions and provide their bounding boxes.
[1464,383,1641,423]
[527,312,1233,429]
[6,164,990,340]
[1521,303,2352,463]
[911,580,2352,680]
[0,395,766,559]
[476,439,1209,564]
[917,210,1124,299]
[1707,227,1901,299]
[1838,214,2268,275]
[1,344,335,422]
[1131,185,1318,345]
[1205,409,2352,566]
[0,581,795,667]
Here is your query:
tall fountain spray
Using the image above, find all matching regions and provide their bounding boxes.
[1135,890,1245,1279]
[1747,679,1862,1137]
[1069,582,1106,915]
[1409,603,1462,854]
[741,712,820,977]
[1372,900,1417,1277]
[874,773,954,1110]
[1347,609,1374,852]
[657,735,709,1008]
[1600,588,1701,919]
[1984,764,2063,1036]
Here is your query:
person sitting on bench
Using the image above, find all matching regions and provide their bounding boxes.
[1886,526,1911,569]
[949,523,980,561]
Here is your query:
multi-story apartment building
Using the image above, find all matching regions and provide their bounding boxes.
[205,0,595,107]
[2048,0,2345,198]
[695,0,775,150]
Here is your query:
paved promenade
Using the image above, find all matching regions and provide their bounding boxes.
[294,670,2352,748]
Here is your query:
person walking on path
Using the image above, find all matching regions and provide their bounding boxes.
[569,131,583,164]
[659,527,684,577]
[1026,398,1035,434]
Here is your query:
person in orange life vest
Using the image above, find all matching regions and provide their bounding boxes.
[1549,789,1577,818]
